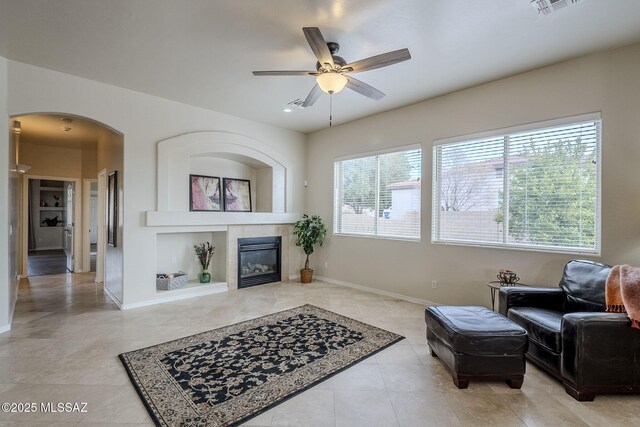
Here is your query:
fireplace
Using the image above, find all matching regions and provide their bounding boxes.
[237,236,281,288]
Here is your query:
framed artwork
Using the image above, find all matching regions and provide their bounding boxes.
[223,178,252,212]
[107,171,118,247]
[190,174,221,211]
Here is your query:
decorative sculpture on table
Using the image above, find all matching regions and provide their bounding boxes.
[497,269,520,285]
[42,216,61,227]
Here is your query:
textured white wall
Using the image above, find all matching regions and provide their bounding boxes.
[0,56,21,332]
[7,60,306,306]
[306,43,640,307]
[0,55,11,330]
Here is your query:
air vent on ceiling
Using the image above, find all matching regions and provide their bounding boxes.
[531,0,582,16]
[287,99,306,109]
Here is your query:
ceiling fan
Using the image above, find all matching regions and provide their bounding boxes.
[252,27,411,108]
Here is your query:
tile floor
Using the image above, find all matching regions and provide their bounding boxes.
[1,273,638,426]
[27,250,68,276]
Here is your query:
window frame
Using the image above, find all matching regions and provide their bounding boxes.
[333,144,423,242]
[432,113,602,255]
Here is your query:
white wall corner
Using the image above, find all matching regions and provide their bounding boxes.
[103,284,123,308]
[0,56,12,329]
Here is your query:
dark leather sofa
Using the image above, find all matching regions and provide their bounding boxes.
[499,259,640,401]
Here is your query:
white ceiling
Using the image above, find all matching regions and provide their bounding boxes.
[2,0,640,134]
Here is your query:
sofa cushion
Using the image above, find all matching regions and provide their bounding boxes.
[560,259,611,312]
[508,307,563,353]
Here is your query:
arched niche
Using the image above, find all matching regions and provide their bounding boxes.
[157,132,288,213]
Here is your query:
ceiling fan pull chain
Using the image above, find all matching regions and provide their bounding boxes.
[330,93,333,127]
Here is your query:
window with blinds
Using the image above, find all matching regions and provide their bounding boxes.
[432,114,601,254]
[334,146,422,240]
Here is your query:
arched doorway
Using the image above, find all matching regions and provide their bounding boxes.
[10,112,124,302]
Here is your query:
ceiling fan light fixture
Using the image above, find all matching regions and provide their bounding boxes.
[252,27,410,112]
[316,72,347,94]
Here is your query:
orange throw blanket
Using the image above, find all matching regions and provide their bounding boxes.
[606,265,640,329]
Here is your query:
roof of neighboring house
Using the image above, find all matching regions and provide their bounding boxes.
[387,180,421,190]
[443,155,528,174]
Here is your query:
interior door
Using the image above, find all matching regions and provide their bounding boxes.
[63,182,74,272]
[90,193,98,244]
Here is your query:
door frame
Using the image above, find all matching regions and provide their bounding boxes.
[82,178,98,272]
[21,174,83,276]
[95,169,107,283]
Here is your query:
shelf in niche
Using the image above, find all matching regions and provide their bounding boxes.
[156,281,227,295]
[40,207,64,210]
[40,187,64,192]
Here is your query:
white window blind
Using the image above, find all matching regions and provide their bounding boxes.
[334,146,422,240]
[433,115,601,254]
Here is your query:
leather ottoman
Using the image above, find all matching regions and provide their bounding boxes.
[425,306,528,389]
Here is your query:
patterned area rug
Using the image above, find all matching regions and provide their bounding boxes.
[119,304,403,426]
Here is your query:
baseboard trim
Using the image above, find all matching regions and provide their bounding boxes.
[0,324,11,334]
[120,284,228,310]
[315,275,437,307]
[103,286,123,309]
[10,276,19,322]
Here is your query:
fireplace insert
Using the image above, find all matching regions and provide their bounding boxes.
[237,236,281,288]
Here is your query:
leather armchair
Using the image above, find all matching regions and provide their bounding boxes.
[499,259,640,401]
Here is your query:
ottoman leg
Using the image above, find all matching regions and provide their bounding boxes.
[506,376,524,389]
[453,375,469,389]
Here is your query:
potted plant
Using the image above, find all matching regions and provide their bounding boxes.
[194,242,215,283]
[293,214,327,283]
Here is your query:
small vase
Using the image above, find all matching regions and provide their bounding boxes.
[199,269,211,283]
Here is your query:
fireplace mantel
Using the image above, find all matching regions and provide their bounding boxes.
[145,211,299,227]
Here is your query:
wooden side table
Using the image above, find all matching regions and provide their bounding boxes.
[487,281,528,311]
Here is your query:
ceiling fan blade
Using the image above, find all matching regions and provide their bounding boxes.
[302,84,322,107]
[303,27,335,69]
[343,48,411,74]
[252,70,318,76]
[346,76,385,100]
